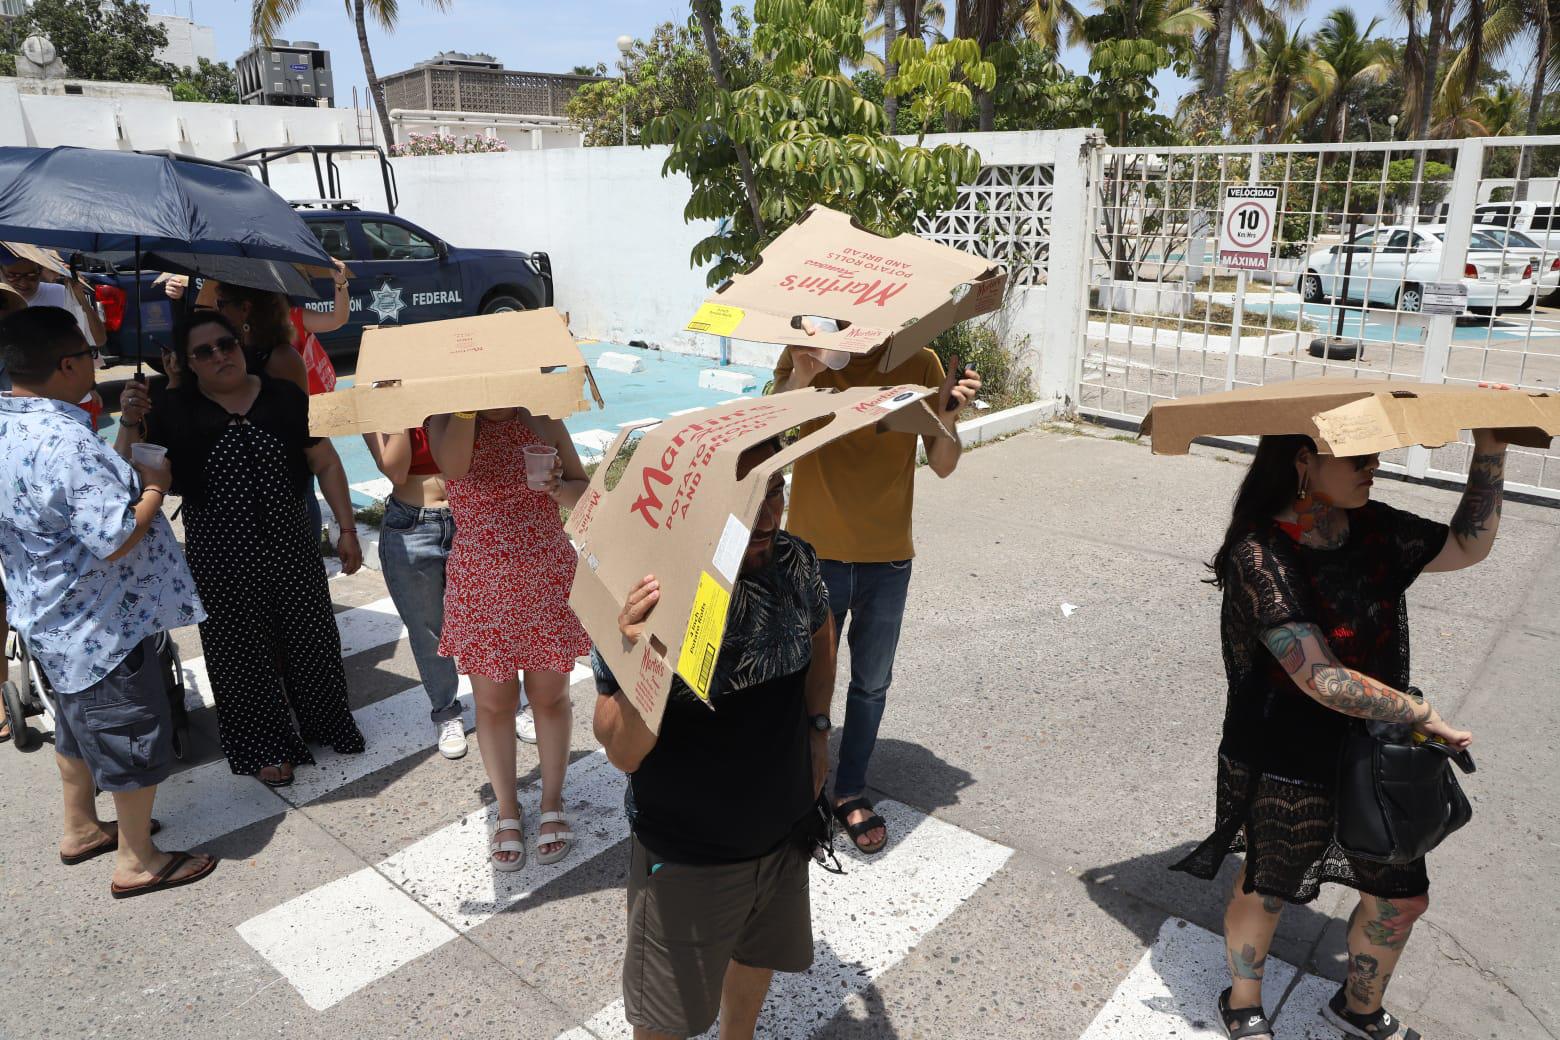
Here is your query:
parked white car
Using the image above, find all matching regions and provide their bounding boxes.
[1466,224,1560,303]
[1472,201,1560,253]
[1299,225,1535,312]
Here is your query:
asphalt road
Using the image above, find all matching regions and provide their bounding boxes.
[1,426,1555,1039]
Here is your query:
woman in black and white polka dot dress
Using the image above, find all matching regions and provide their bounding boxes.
[126,310,366,786]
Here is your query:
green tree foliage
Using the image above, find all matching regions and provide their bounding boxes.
[646,0,986,287]
[2,0,173,84]
[1077,0,1208,146]
[171,59,241,104]
[566,10,760,148]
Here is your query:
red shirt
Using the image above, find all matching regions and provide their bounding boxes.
[408,425,440,475]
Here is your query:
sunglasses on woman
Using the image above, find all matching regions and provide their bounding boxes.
[189,336,241,362]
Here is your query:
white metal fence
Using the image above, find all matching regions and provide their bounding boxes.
[1074,136,1560,501]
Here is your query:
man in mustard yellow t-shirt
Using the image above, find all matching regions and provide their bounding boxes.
[772,336,979,853]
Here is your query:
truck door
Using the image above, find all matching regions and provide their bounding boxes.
[348,217,466,330]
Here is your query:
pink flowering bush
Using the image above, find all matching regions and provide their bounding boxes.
[390,132,511,157]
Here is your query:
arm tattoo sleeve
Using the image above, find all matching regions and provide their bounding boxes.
[1308,665,1426,723]
[1450,451,1505,542]
[1261,623,1311,676]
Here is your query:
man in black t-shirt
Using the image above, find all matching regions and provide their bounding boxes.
[591,438,838,1040]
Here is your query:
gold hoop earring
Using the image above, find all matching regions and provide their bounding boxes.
[1297,471,1310,500]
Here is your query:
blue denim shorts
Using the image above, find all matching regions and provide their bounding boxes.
[54,636,175,792]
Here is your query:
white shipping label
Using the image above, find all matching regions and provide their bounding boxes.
[711,513,750,584]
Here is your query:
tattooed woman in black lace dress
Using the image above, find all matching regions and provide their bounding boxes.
[1172,429,1506,1040]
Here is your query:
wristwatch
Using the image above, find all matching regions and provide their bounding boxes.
[809,713,832,733]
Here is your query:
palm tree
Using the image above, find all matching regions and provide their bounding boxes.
[251,0,453,150]
[1481,0,1559,195]
[1388,0,1453,137]
[1017,0,1085,53]
[1197,0,1301,98]
[867,1,948,124]
[1232,22,1334,143]
[1469,83,1525,135]
[1296,8,1390,142]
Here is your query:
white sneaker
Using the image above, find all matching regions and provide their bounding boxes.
[516,706,537,744]
[436,718,468,759]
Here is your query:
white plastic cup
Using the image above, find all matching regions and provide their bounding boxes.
[131,442,168,467]
[820,348,852,370]
[523,444,558,491]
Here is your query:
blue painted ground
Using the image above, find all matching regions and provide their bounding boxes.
[101,342,773,509]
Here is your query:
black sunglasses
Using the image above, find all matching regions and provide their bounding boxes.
[1348,453,1381,471]
[189,336,241,362]
[58,347,100,365]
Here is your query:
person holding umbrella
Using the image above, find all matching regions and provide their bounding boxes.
[1173,432,1503,1040]
[116,310,365,786]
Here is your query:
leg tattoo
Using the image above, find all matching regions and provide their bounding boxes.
[1362,898,1413,950]
[1231,942,1267,980]
[1347,952,1381,1006]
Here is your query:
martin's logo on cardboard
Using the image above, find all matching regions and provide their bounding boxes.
[567,385,955,734]
[626,403,786,530]
[777,275,910,307]
[685,205,1007,373]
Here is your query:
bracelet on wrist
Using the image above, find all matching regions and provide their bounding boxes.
[339,528,358,537]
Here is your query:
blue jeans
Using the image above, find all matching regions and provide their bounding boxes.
[378,497,461,722]
[818,558,913,799]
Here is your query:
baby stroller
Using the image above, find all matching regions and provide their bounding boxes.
[3,628,192,758]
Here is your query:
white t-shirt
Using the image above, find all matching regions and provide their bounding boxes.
[23,281,94,341]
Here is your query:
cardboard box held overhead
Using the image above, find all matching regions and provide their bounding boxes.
[308,308,602,437]
[1142,379,1560,456]
[568,385,953,733]
[685,205,1008,373]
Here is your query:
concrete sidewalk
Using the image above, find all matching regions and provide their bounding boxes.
[0,424,1554,1039]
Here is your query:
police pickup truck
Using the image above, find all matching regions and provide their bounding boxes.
[91,146,552,364]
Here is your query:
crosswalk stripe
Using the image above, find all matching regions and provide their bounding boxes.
[236,750,627,1011]
[557,798,1014,1040]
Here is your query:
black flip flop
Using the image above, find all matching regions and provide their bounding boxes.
[1218,987,1274,1039]
[60,819,163,866]
[832,796,888,855]
[110,851,218,900]
[257,766,295,788]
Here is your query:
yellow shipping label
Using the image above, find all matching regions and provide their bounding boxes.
[676,571,730,703]
[685,302,745,336]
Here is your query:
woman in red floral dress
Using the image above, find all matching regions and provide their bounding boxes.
[428,407,591,870]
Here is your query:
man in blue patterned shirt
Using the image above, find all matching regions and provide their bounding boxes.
[0,307,216,898]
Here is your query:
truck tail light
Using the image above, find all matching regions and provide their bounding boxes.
[1464,262,1479,279]
[94,284,126,332]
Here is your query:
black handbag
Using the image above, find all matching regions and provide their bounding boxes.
[1335,700,1476,864]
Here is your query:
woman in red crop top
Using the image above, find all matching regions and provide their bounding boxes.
[364,427,469,760]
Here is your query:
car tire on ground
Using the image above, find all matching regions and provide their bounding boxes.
[480,294,527,315]
[1301,271,1324,303]
[1398,283,1423,313]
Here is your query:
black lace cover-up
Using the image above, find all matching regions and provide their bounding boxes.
[1171,500,1448,904]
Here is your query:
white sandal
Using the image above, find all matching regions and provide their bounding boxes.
[535,811,575,865]
[490,818,526,872]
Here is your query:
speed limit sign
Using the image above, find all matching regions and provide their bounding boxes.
[1218,186,1278,271]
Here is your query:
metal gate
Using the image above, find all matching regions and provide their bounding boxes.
[1076,136,1560,501]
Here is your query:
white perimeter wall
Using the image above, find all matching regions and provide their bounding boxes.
[264,127,1099,407]
[0,82,375,158]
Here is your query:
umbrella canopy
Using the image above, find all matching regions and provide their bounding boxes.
[0,146,334,278]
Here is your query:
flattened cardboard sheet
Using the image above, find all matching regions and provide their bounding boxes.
[568,385,953,733]
[1142,379,1560,456]
[308,308,601,437]
[687,205,1007,373]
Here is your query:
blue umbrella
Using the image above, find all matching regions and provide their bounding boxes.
[0,147,335,369]
[0,146,332,268]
